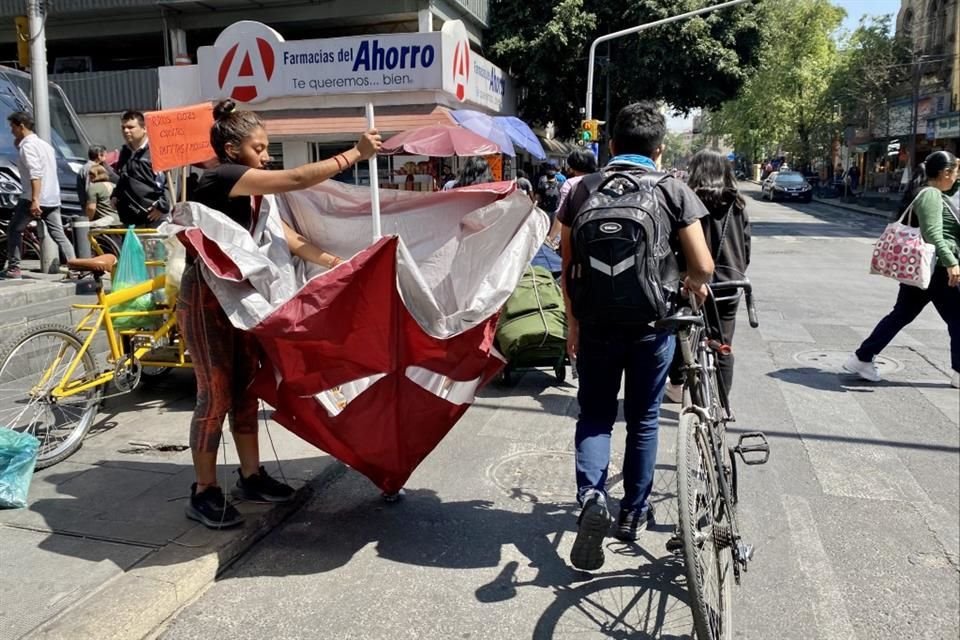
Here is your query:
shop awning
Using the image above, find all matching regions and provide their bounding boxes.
[261,105,455,139]
[538,136,574,157]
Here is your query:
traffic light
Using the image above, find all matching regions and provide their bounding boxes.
[14,16,29,69]
[581,119,600,142]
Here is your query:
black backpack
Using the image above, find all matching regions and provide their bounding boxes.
[538,176,561,212]
[566,171,679,326]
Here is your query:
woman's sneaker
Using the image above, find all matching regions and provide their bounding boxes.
[842,354,881,382]
[233,466,295,504]
[570,490,612,571]
[186,484,244,529]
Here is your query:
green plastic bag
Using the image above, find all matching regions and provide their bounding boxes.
[112,226,157,330]
[0,429,39,509]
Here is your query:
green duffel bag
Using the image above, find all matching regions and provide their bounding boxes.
[496,308,567,361]
[501,266,564,322]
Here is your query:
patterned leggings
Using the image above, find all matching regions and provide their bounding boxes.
[176,265,259,453]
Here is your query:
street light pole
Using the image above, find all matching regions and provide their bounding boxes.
[27,0,58,274]
[27,0,50,141]
[584,0,752,120]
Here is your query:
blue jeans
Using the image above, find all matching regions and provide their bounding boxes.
[575,327,675,515]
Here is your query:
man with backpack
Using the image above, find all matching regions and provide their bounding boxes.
[559,102,715,571]
[536,162,563,221]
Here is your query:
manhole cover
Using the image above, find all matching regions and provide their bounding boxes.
[487,450,622,502]
[793,349,903,374]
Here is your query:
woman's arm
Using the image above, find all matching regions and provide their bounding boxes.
[230,130,381,197]
[282,220,342,270]
[916,188,959,268]
[84,200,97,221]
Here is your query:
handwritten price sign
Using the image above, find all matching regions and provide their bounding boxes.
[145,103,216,172]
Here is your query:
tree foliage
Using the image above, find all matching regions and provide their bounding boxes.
[705,4,909,165]
[485,0,766,136]
[827,16,911,140]
[704,0,846,164]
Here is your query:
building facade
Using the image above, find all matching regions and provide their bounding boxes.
[0,0,491,151]
[895,0,960,162]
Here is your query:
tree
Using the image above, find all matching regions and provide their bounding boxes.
[485,0,766,136]
[662,131,694,169]
[826,16,910,150]
[703,0,846,164]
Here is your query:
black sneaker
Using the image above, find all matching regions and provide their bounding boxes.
[614,505,654,542]
[232,466,295,504]
[570,491,613,571]
[185,484,244,529]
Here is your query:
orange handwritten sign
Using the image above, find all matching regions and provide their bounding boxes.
[144,103,216,172]
[484,154,503,181]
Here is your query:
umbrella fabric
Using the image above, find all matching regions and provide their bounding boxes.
[167,181,547,492]
[494,116,547,160]
[382,125,501,157]
[451,110,515,157]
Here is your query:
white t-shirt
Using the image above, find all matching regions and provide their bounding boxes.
[16,133,60,207]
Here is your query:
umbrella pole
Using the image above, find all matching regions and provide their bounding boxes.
[366,102,382,241]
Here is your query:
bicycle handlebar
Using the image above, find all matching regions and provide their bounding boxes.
[708,280,759,329]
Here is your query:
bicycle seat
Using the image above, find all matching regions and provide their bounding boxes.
[67,254,117,274]
[653,312,704,332]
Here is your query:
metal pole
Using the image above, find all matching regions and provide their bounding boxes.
[585,0,750,120]
[28,0,58,273]
[27,0,49,140]
[366,102,382,242]
[908,54,921,175]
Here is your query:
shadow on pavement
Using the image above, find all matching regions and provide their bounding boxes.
[769,366,954,392]
[212,462,692,638]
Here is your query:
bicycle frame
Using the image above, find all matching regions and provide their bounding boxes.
[42,269,191,401]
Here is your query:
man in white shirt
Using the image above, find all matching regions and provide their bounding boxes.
[2,111,76,279]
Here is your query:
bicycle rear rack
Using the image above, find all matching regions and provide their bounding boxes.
[734,432,770,465]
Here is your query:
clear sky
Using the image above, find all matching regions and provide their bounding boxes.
[666,0,905,132]
[837,0,902,34]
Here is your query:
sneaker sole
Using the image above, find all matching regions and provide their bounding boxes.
[185,504,244,529]
[841,363,881,383]
[570,502,611,571]
[231,485,296,504]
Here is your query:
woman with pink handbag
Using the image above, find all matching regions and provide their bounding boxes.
[844,151,960,388]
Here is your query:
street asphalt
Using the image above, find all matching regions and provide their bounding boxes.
[158,183,959,640]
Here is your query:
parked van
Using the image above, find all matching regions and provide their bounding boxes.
[0,65,90,218]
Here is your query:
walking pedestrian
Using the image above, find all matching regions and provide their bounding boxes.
[535,162,563,223]
[114,110,170,227]
[559,102,714,570]
[844,150,960,388]
[515,169,534,200]
[1,111,76,279]
[179,99,382,529]
[665,150,751,402]
[547,149,597,247]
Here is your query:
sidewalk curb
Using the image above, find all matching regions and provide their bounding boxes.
[28,459,347,640]
[811,197,890,219]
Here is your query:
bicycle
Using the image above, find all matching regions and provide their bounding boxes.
[0,231,191,469]
[656,279,770,640]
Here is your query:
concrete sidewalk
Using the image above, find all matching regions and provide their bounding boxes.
[0,370,341,640]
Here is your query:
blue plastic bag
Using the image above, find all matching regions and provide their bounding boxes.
[113,226,156,329]
[0,428,39,509]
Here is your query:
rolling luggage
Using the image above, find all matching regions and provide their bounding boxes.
[495,266,568,384]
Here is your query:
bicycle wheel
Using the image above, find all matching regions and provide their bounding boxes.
[676,411,732,640]
[0,324,102,469]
